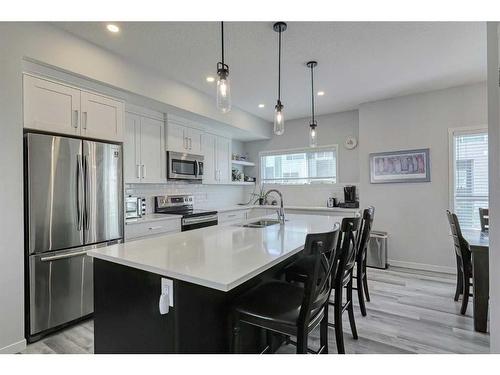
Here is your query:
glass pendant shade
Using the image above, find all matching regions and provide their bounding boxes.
[274,102,285,135]
[216,70,231,113]
[309,123,317,147]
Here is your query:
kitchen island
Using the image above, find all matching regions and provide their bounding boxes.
[88,214,347,353]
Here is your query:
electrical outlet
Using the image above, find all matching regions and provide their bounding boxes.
[161,278,174,307]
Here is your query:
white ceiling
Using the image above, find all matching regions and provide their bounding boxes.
[54,22,486,121]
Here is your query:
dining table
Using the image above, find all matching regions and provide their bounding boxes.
[461,229,489,333]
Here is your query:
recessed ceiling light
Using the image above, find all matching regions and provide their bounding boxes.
[317,91,325,96]
[206,76,215,83]
[106,24,120,33]
[258,104,265,108]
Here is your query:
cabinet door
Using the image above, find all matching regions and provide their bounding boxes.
[166,122,187,153]
[216,136,231,183]
[124,112,141,183]
[140,117,166,183]
[81,91,124,142]
[201,133,217,184]
[23,75,81,136]
[186,127,203,155]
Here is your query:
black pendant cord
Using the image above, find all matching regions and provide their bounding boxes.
[278,27,281,102]
[310,64,315,124]
[221,21,225,66]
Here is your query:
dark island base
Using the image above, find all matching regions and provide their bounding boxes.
[93,254,299,353]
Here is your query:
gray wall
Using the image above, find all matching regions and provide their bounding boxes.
[487,21,499,353]
[359,82,487,272]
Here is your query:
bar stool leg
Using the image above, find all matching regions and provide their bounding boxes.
[320,305,329,354]
[357,264,367,316]
[296,327,308,354]
[455,268,463,301]
[347,276,358,339]
[333,286,345,354]
[362,259,371,302]
[232,314,241,354]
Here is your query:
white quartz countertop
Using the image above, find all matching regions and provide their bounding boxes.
[88,214,343,292]
[125,214,182,225]
[214,204,359,214]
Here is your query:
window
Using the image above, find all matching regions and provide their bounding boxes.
[260,146,337,184]
[450,129,488,230]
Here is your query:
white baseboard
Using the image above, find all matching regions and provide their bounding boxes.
[388,259,456,274]
[0,339,26,354]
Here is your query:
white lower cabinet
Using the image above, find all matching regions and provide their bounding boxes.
[125,219,181,241]
[124,111,166,184]
[202,133,231,184]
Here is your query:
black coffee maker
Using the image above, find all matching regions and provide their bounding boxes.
[340,185,359,208]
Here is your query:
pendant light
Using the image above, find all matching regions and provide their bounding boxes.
[307,61,318,147]
[216,21,231,113]
[273,22,287,135]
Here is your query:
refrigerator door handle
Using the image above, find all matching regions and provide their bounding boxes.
[84,154,90,231]
[76,155,83,231]
[40,250,88,262]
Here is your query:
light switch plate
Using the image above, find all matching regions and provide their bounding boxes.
[161,278,174,307]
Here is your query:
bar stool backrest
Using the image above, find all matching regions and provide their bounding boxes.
[356,207,375,263]
[298,224,340,326]
[332,217,361,289]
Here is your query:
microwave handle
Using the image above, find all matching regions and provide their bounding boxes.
[194,160,198,177]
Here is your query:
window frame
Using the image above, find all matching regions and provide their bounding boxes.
[448,126,488,229]
[258,144,339,186]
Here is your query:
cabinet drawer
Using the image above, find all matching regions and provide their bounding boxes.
[125,219,181,240]
[218,210,248,224]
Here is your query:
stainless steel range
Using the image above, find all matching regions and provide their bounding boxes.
[154,195,218,231]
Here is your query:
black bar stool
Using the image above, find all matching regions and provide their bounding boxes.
[231,226,340,354]
[284,217,361,354]
[352,207,375,316]
[446,210,473,314]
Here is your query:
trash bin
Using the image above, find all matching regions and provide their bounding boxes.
[366,231,388,269]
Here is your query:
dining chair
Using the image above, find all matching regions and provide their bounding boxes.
[446,210,473,315]
[283,216,361,354]
[479,208,489,232]
[353,206,375,317]
[231,226,340,354]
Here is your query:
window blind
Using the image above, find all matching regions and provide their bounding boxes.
[260,146,337,185]
[452,130,488,230]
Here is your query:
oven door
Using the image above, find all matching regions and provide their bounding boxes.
[168,152,202,180]
[181,214,218,231]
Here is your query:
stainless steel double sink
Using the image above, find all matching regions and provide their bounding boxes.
[241,219,283,228]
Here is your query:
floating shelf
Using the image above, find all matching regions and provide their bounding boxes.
[230,181,256,186]
[231,160,255,167]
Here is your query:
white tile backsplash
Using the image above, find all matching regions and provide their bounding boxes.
[125,182,249,213]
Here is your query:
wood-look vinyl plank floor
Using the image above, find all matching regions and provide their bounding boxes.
[20,267,489,354]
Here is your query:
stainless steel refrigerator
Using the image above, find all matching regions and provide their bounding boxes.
[25,133,123,340]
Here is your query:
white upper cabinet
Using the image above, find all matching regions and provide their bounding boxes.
[23,74,81,136]
[124,110,166,184]
[124,113,141,183]
[202,133,231,184]
[166,121,187,153]
[166,115,203,155]
[139,116,165,183]
[216,136,231,184]
[201,133,217,184]
[23,74,124,142]
[186,127,203,155]
[80,91,124,142]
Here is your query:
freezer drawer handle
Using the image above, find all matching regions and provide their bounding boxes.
[40,250,88,262]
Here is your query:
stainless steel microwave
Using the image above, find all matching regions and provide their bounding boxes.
[167,151,204,181]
